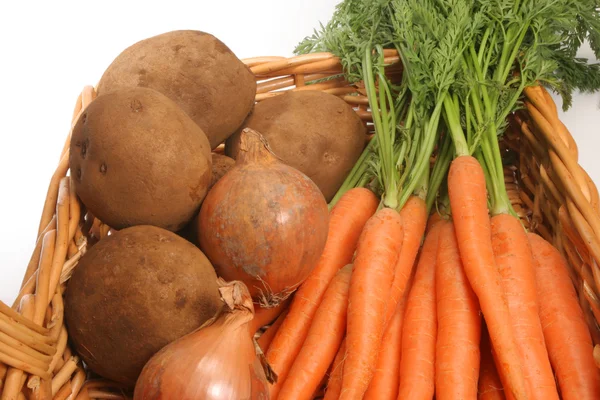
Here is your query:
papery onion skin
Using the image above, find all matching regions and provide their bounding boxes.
[198,128,330,306]
[134,280,270,400]
[133,328,268,400]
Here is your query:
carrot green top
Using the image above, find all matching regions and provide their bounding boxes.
[297,0,600,215]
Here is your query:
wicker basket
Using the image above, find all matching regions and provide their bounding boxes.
[1,50,599,399]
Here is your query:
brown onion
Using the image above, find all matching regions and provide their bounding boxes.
[134,279,275,400]
[198,128,329,307]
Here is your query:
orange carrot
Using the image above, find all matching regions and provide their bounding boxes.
[397,221,442,400]
[448,155,528,400]
[426,211,444,232]
[251,297,291,334]
[363,287,407,400]
[278,265,353,400]
[324,339,346,400]
[384,196,427,326]
[340,208,404,400]
[491,214,558,400]
[479,326,506,400]
[267,188,378,398]
[528,233,600,400]
[435,221,481,399]
[257,308,290,353]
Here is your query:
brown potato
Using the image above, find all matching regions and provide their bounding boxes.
[97,30,256,149]
[175,154,234,245]
[209,153,235,189]
[64,225,221,387]
[70,87,212,232]
[225,91,367,201]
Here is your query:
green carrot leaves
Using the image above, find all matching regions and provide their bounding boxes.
[299,0,600,212]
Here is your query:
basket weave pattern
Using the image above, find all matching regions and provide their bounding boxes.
[0,52,599,399]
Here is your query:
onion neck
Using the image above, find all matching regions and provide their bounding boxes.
[191,279,255,333]
[237,128,278,165]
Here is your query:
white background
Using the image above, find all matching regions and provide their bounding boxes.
[0,1,598,304]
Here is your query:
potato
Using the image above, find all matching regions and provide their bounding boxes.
[225,91,367,201]
[175,154,234,244]
[97,30,256,149]
[64,225,221,387]
[209,153,235,189]
[70,87,212,232]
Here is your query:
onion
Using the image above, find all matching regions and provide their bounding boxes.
[198,128,329,307]
[134,279,276,400]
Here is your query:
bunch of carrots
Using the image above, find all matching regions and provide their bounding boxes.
[250,1,600,398]
[253,80,600,398]
[256,177,600,400]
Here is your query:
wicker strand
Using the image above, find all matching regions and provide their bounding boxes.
[525,86,579,160]
[48,293,64,343]
[67,368,86,400]
[37,155,70,237]
[0,304,48,338]
[249,52,336,75]
[32,231,56,326]
[526,103,600,238]
[584,283,600,332]
[0,312,54,352]
[54,381,73,400]
[59,242,87,285]
[68,177,81,244]
[0,331,52,367]
[1,295,35,400]
[48,328,68,375]
[51,356,79,397]
[18,216,56,297]
[26,376,52,400]
[48,178,71,305]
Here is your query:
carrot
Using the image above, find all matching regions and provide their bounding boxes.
[363,286,407,400]
[312,380,327,400]
[479,326,506,400]
[397,220,442,400]
[491,214,558,400]
[426,211,444,232]
[448,155,528,400]
[528,233,600,400]
[340,207,404,400]
[267,188,378,398]
[324,339,346,400]
[251,297,291,334]
[435,221,481,399]
[257,308,289,353]
[384,196,427,326]
[277,265,353,400]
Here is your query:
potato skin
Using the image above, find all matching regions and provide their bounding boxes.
[64,225,221,387]
[209,153,235,189]
[225,91,367,201]
[70,87,212,232]
[97,30,257,149]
